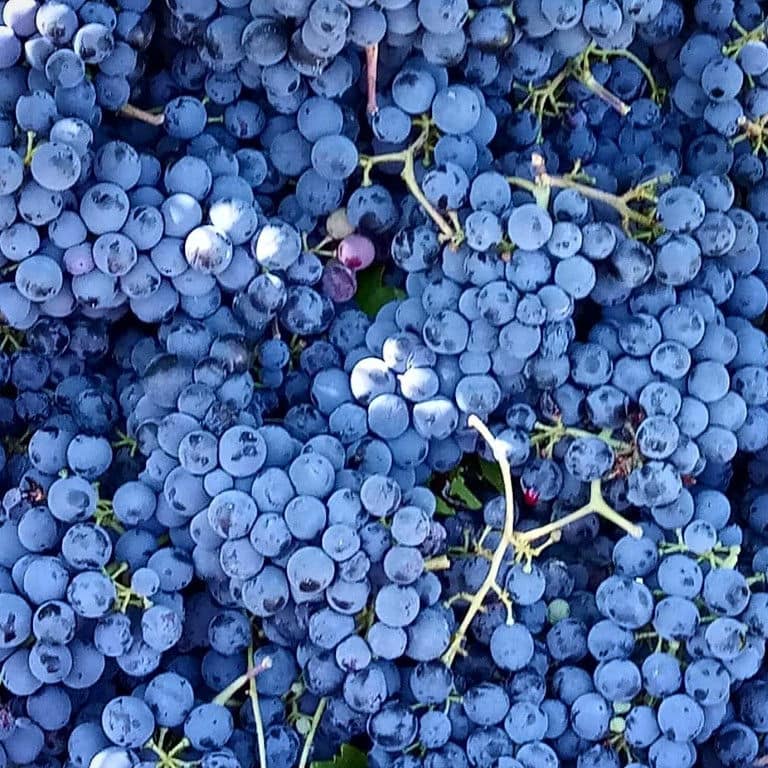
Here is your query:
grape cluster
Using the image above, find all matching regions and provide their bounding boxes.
[2,1,768,768]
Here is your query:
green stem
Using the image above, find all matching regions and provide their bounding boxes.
[359,119,460,243]
[532,422,631,451]
[424,555,451,571]
[247,644,269,768]
[0,327,23,352]
[723,20,768,56]
[402,165,456,240]
[23,131,35,165]
[213,671,252,707]
[519,479,642,542]
[590,47,664,103]
[441,414,516,666]
[297,697,327,768]
[509,153,663,235]
[736,115,768,156]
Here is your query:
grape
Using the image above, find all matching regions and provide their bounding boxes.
[101,696,155,748]
[337,234,375,272]
[321,260,357,302]
[184,703,233,751]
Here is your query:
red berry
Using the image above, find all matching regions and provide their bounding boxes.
[337,234,375,272]
[523,486,540,506]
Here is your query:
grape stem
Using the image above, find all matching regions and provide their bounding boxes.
[247,643,269,768]
[507,153,667,236]
[23,131,36,166]
[365,44,379,117]
[734,114,768,156]
[119,103,166,126]
[297,697,327,768]
[518,479,642,542]
[722,19,768,57]
[145,650,271,768]
[579,68,630,116]
[112,428,139,457]
[441,414,516,666]
[359,118,463,245]
[145,644,272,768]
[516,43,630,135]
[441,414,643,667]
[587,45,665,104]
[531,420,632,454]
[0,325,23,352]
[94,495,125,534]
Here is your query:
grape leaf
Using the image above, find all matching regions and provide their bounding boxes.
[479,458,504,494]
[448,472,482,510]
[435,496,456,516]
[312,744,367,768]
[356,265,404,317]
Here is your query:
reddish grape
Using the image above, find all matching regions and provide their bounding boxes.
[523,487,540,506]
[321,260,357,303]
[337,234,375,272]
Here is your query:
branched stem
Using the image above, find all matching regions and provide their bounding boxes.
[145,650,270,768]
[441,415,643,666]
[119,103,165,126]
[95,495,125,534]
[112,428,138,457]
[516,70,570,135]
[531,420,632,454]
[0,325,23,352]
[490,582,514,624]
[723,20,768,57]
[588,46,665,104]
[516,44,630,133]
[735,114,768,155]
[297,697,327,768]
[359,118,462,245]
[508,153,667,236]
[518,479,643,542]
[441,414,516,666]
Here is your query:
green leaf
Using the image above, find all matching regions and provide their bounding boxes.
[356,266,404,318]
[479,458,504,494]
[448,472,482,510]
[312,744,368,768]
[435,496,456,517]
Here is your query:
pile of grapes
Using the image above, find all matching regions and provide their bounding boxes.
[1,1,768,767]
